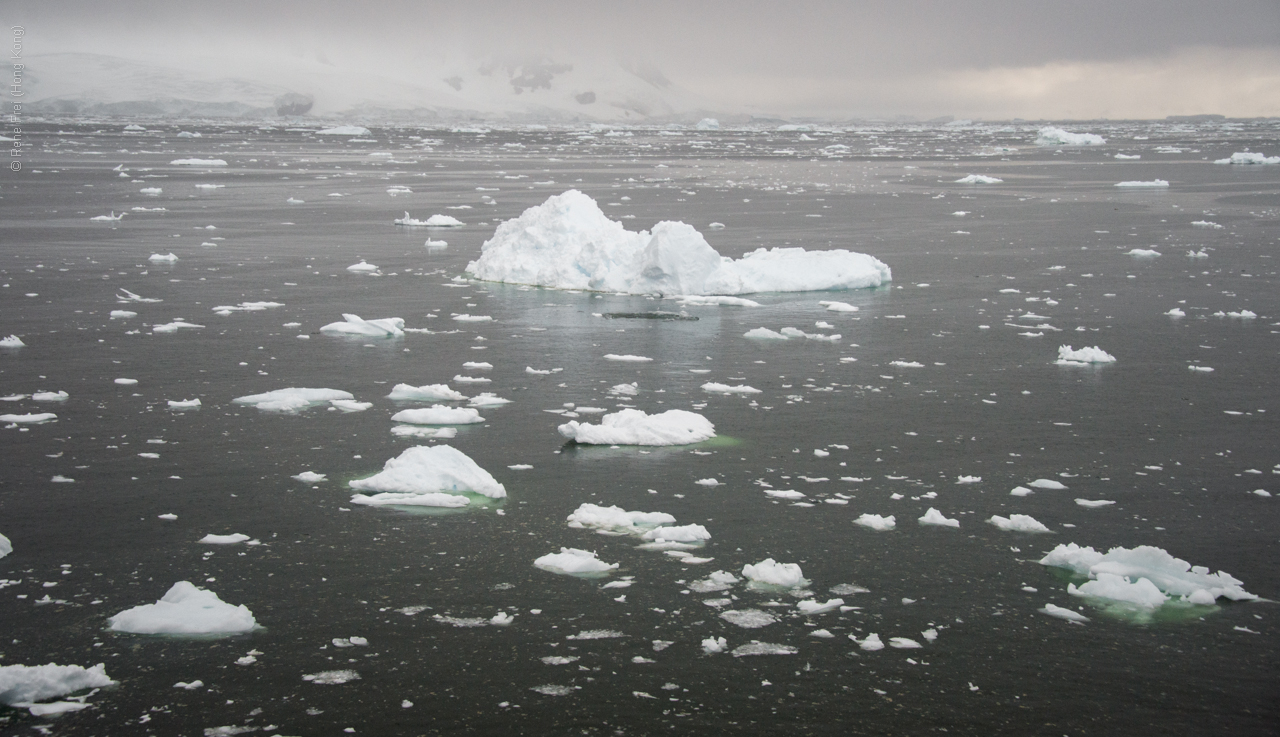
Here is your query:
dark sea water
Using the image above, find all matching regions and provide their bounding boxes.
[1,120,1277,736]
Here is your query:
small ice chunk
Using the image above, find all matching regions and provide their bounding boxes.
[319,314,404,337]
[987,514,1050,533]
[349,444,505,500]
[603,354,653,362]
[855,514,896,531]
[167,398,201,409]
[1075,498,1116,508]
[233,388,353,413]
[199,533,250,545]
[1115,181,1169,189]
[1056,345,1115,364]
[566,503,675,533]
[856,633,885,651]
[292,471,326,483]
[1040,603,1089,623]
[701,636,728,654]
[701,383,761,394]
[1028,479,1067,489]
[796,598,844,615]
[918,508,959,527]
[889,637,922,649]
[731,641,797,657]
[742,559,808,587]
[387,383,466,402]
[1035,127,1105,146]
[346,261,379,273]
[1069,572,1168,608]
[720,609,778,629]
[744,327,789,340]
[1009,486,1033,496]
[534,548,619,575]
[640,524,711,543]
[32,391,68,402]
[390,406,484,425]
[956,174,1003,184]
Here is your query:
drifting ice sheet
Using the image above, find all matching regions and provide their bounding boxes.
[1056,345,1116,365]
[742,559,808,587]
[567,503,676,533]
[388,383,466,402]
[1036,127,1105,146]
[535,548,619,575]
[390,406,484,425]
[558,409,715,446]
[108,582,257,634]
[465,190,891,295]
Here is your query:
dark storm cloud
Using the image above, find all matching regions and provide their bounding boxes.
[7,0,1280,118]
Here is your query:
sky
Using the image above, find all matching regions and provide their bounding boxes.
[7,0,1280,120]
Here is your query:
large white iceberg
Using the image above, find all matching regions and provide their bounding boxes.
[108,582,257,635]
[233,388,353,412]
[558,408,714,446]
[348,445,506,508]
[319,314,404,337]
[0,663,115,706]
[1035,127,1105,146]
[1039,543,1256,603]
[465,190,891,296]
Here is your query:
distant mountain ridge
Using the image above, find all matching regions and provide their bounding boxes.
[24,52,718,123]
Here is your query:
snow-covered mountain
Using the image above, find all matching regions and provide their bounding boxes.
[24,52,716,122]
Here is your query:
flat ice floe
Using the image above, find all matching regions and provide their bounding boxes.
[1035,127,1105,146]
[956,174,1003,184]
[108,581,257,635]
[348,445,505,507]
[390,406,484,425]
[316,126,372,136]
[292,471,326,483]
[701,382,761,394]
[233,388,354,413]
[167,398,201,409]
[1126,248,1161,257]
[346,261,379,273]
[742,559,808,587]
[534,548,619,575]
[319,314,404,337]
[0,335,26,348]
[567,503,676,534]
[640,524,711,544]
[1040,603,1089,623]
[0,663,115,708]
[1115,180,1170,188]
[465,190,891,295]
[720,609,777,628]
[1040,543,1256,603]
[732,642,797,657]
[1,413,57,423]
[387,383,466,402]
[1056,345,1116,365]
[169,158,227,166]
[558,409,715,446]
[987,514,1050,533]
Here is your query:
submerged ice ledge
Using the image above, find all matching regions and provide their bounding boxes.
[465,190,891,296]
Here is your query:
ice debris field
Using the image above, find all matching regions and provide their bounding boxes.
[0,119,1276,735]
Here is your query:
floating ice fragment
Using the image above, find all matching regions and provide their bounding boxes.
[731,641,797,657]
[701,637,728,654]
[819,300,858,312]
[1035,127,1105,146]
[695,478,721,486]
[796,598,844,615]
[918,508,959,527]
[345,261,379,273]
[856,633,885,651]
[390,406,484,425]
[1040,603,1089,623]
[108,582,257,634]
[889,637,922,649]
[234,388,353,413]
[170,158,227,166]
[603,354,652,362]
[987,514,1050,533]
[292,471,326,483]
[167,398,201,409]
[1115,180,1169,188]
[1069,573,1168,608]
[720,609,778,629]
[319,314,404,337]
[349,445,505,503]
[1039,543,1256,602]
[1028,479,1067,489]
[1056,345,1115,365]
[956,475,981,484]
[1075,498,1116,508]
[743,327,789,340]
[742,559,808,587]
[1126,248,1161,257]
[1214,152,1280,165]
[855,514,896,531]
[302,670,360,684]
[148,253,179,263]
[567,503,675,533]
[558,408,714,446]
[535,548,618,575]
[701,382,760,394]
[0,663,115,707]
[0,413,56,424]
[199,533,250,545]
[641,524,710,543]
[316,126,372,136]
[31,391,67,402]
[387,383,466,402]
[469,392,511,407]
[956,174,1002,184]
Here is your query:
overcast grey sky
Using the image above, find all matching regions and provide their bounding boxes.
[8,0,1280,119]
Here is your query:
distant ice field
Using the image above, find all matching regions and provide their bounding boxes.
[0,120,1275,736]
